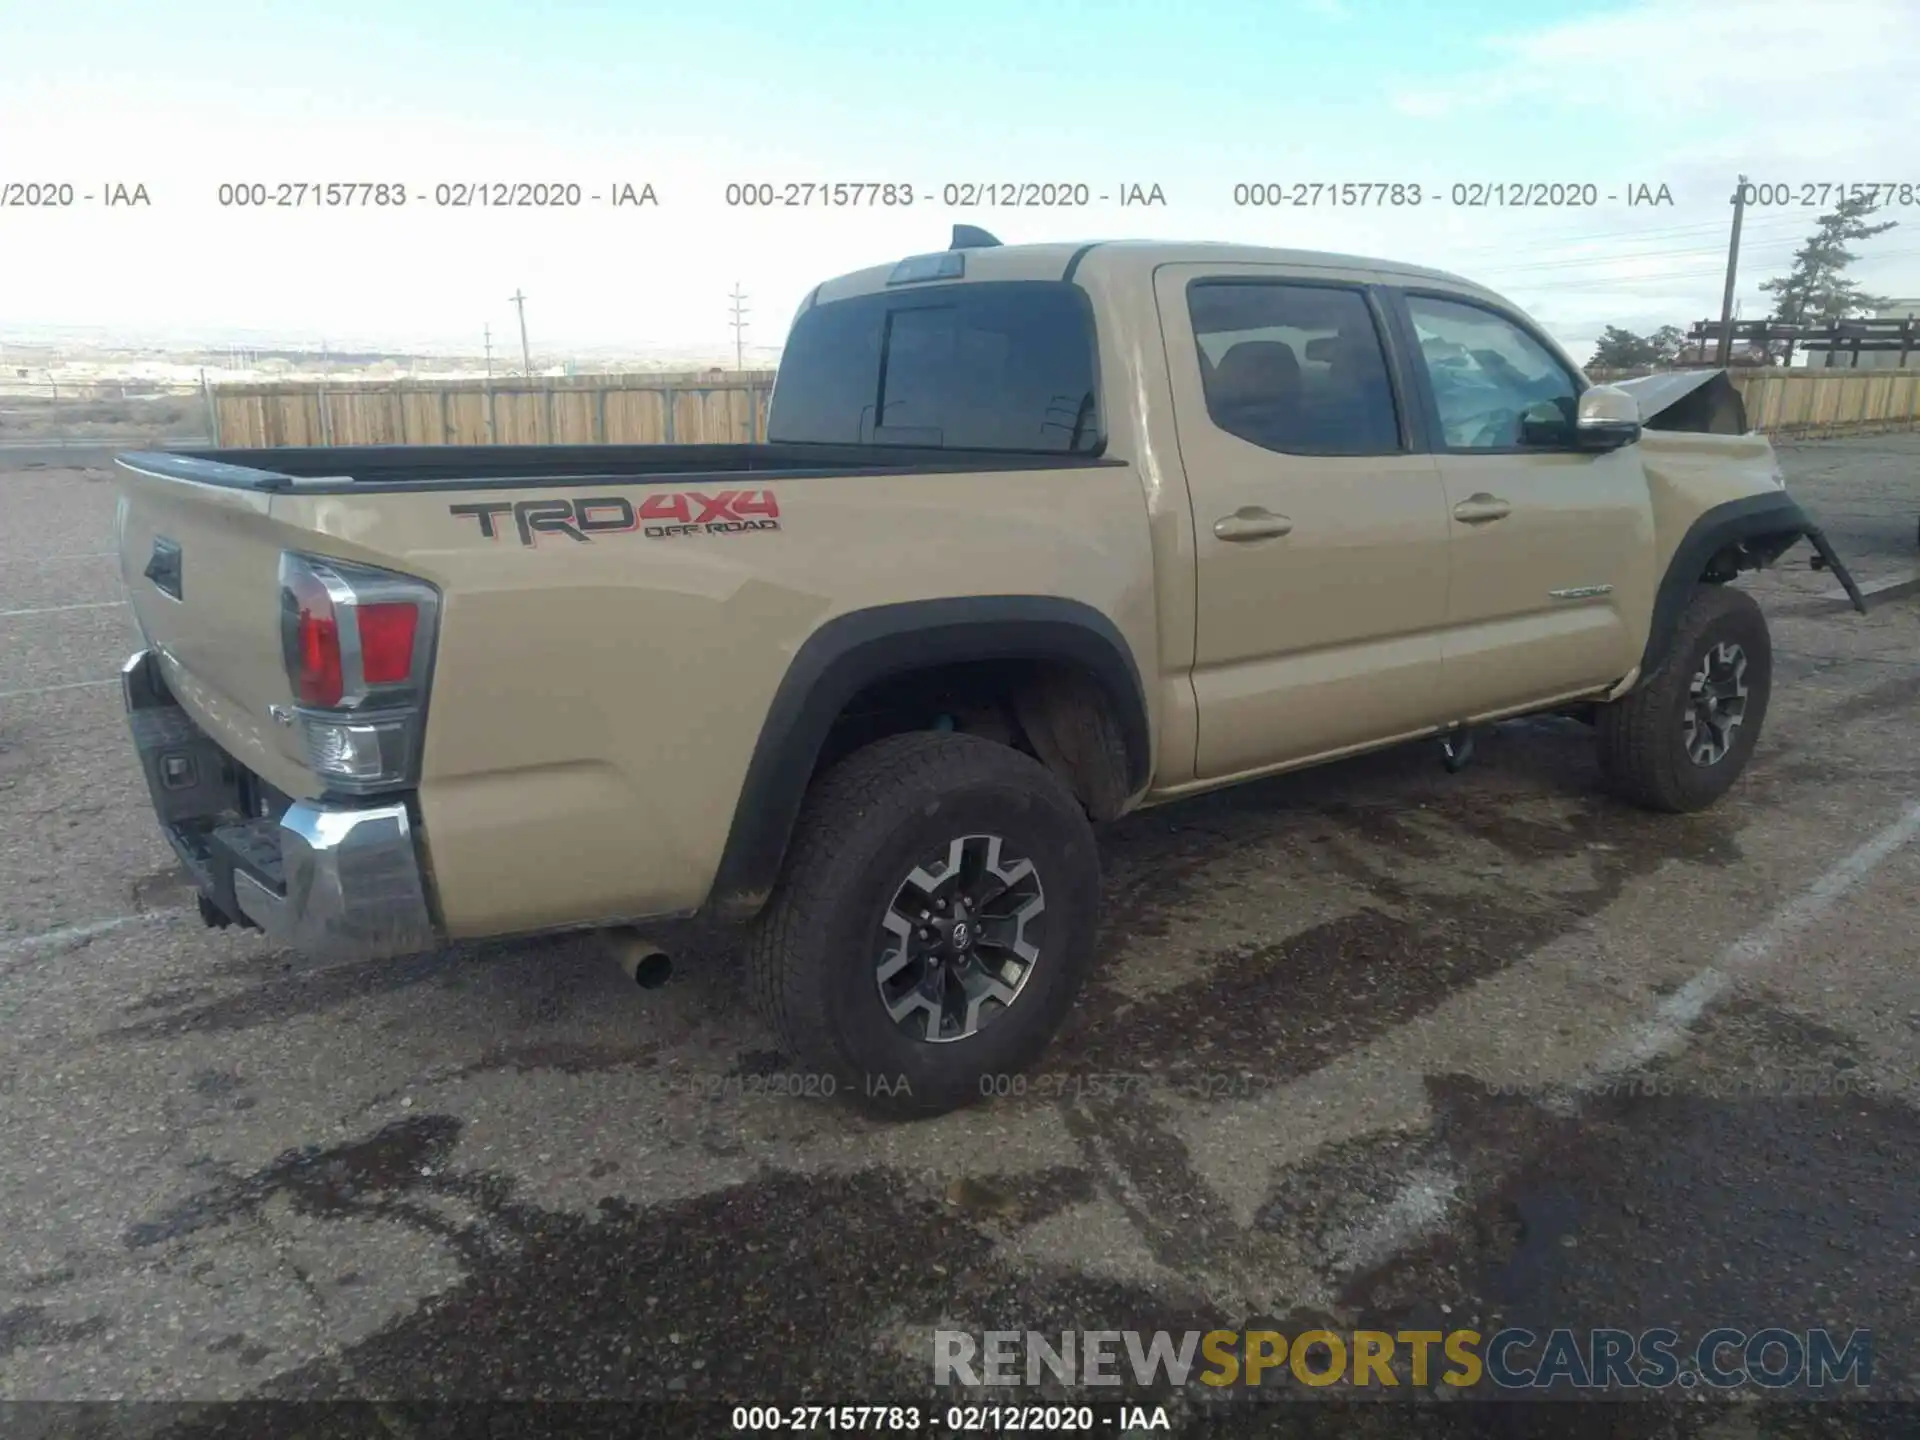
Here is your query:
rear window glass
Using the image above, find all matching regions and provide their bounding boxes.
[767,281,1101,453]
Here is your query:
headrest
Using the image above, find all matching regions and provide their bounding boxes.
[1211,341,1300,408]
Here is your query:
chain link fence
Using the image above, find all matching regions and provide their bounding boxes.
[0,378,213,448]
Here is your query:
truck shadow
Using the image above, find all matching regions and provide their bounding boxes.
[1047,715,1742,1088]
[109,675,1898,1103]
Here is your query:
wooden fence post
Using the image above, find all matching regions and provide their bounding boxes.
[199,368,219,446]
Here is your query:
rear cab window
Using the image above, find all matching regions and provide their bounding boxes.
[767,281,1103,454]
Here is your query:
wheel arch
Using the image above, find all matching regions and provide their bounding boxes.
[708,596,1151,921]
[1637,491,1809,684]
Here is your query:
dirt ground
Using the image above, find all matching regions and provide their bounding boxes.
[2,436,1918,1436]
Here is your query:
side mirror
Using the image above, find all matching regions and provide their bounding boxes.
[1574,384,1641,451]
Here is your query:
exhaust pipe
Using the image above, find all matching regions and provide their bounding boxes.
[607,927,673,989]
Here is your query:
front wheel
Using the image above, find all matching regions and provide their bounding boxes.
[1595,583,1773,813]
[746,731,1101,1118]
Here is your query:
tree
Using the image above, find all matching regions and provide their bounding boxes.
[1587,323,1686,370]
[1760,194,1899,328]
[1649,324,1686,363]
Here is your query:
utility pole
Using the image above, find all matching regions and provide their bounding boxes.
[483,323,494,379]
[1716,174,1748,368]
[729,284,749,371]
[509,289,532,375]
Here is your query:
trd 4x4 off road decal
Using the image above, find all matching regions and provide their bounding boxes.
[450,490,781,546]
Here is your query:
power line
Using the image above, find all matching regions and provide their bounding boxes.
[1433,223,1811,271]
[1476,232,1901,287]
[1469,238,1805,278]
[1432,210,1812,253]
[1845,245,1920,263]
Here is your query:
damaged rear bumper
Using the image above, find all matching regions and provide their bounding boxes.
[120,649,439,960]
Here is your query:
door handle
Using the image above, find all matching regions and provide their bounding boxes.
[1451,493,1512,525]
[1213,507,1294,541]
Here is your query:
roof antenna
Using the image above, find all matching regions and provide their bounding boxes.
[950,224,1002,250]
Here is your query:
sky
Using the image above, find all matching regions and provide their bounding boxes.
[2,0,1918,365]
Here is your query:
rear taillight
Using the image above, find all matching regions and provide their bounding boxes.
[283,562,346,705]
[277,553,440,795]
[357,603,420,685]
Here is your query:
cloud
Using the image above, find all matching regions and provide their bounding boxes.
[1391,0,1917,170]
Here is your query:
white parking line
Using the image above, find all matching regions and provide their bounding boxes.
[1328,796,1920,1282]
[0,912,175,964]
[0,601,128,619]
[0,678,119,700]
[1588,796,1920,1086]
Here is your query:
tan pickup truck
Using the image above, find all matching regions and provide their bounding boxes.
[114,231,1818,1116]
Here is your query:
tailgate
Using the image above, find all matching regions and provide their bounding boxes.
[113,458,318,798]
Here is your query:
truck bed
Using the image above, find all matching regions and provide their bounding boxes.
[118,443,1119,494]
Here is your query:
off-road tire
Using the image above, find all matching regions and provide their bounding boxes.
[746,731,1101,1119]
[1596,583,1772,813]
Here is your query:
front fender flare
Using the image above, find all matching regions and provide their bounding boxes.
[1638,491,1811,683]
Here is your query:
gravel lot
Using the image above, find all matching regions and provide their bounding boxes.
[2,437,1918,1434]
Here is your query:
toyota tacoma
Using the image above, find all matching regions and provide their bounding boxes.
[114,229,1817,1116]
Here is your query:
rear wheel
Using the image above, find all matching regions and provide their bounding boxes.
[747,731,1101,1118]
[1596,584,1772,812]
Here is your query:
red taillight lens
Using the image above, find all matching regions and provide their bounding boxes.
[357,602,419,685]
[295,609,343,706]
[286,573,344,707]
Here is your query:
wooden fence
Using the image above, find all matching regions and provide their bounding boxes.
[1728,368,1920,435]
[215,364,1920,449]
[1590,367,1920,436]
[210,371,777,448]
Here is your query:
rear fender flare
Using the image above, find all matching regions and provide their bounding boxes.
[708,596,1151,920]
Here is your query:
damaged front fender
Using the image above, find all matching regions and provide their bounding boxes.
[1616,369,1868,681]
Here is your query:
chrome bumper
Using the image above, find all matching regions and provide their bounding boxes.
[121,649,438,960]
[228,800,437,959]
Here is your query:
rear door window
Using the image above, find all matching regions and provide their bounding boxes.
[768,281,1101,453]
[1188,280,1403,456]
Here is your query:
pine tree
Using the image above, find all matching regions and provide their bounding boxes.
[1587,324,1687,370]
[1761,195,1899,327]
